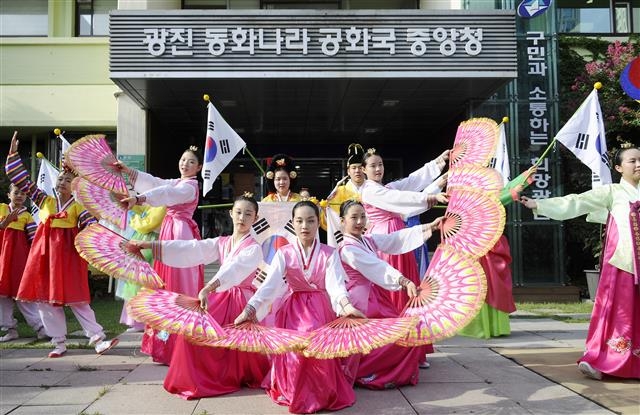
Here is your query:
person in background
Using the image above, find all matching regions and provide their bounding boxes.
[115,205,166,333]
[359,148,448,312]
[6,131,118,358]
[0,184,46,342]
[261,154,302,203]
[118,145,204,365]
[520,143,640,380]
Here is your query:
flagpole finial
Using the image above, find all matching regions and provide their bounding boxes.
[203,94,210,102]
[594,82,603,90]
[36,152,44,159]
[53,128,61,136]
[502,116,509,123]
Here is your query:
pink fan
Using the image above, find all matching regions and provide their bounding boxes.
[397,245,487,346]
[72,177,128,229]
[206,322,308,354]
[65,134,128,195]
[447,165,503,195]
[440,187,505,258]
[74,224,164,289]
[302,316,418,359]
[127,289,225,345]
[450,118,499,168]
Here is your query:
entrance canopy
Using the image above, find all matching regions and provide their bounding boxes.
[110,9,516,156]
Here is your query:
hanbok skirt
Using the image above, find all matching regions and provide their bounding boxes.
[264,291,355,414]
[16,226,90,305]
[0,228,30,298]
[164,287,270,398]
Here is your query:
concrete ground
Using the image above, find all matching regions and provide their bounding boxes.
[0,316,637,415]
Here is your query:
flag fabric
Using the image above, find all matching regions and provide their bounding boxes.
[33,158,59,224]
[325,207,343,248]
[491,122,511,186]
[250,202,299,288]
[554,89,612,187]
[202,102,246,197]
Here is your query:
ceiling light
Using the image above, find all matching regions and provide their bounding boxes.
[364,128,378,134]
[382,99,399,107]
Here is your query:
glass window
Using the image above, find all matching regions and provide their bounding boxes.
[615,2,631,32]
[557,0,613,33]
[183,0,228,8]
[77,0,117,36]
[262,0,340,9]
[0,0,48,37]
[346,0,417,9]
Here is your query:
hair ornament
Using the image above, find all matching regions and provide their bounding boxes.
[620,142,633,149]
[243,191,254,198]
[366,148,377,156]
[289,170,297,179]
[265,171,274,180]
[319,199,328,208]
[189,145,199,152]
[348,143,364,155]
[275,158,286,167]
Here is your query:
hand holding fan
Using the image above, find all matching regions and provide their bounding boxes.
[206,322,308,354]
[449,118,499,168]
[65,134,128,195]
[72,177,128,229]
[74,224,164,289]
[302,316,417,359]
[127,289,225,344]
[397,245,487,346]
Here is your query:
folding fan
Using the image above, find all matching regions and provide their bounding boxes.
[446,165,503,195]
[74,224,164,289]
[397,245,487,346]
[72,177,128,229]
[449,118,499,168]
[127,289,225,345]
[65,134,128,195]
[440,187,505,258]
[302,316,418,359]
[206,322,308,354]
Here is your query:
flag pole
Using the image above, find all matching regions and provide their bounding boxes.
[203,94,265,177]
[197,203,234,210]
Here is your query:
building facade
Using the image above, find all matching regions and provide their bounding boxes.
[1,0,638,288]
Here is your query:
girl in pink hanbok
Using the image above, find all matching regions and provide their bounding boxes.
[360,148,448,313]
[338,199,442,389]
[521,144,640,380]
[129,194,270,398]
[234,200,365,414]
[119,146,204,365]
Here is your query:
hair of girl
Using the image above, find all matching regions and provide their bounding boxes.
[362,147,379,166]
[8,183,18,193]
[292,200,319,219]
[339,199,363,218]
[184,146,203,165]
[613,142,638,165]
[234,192,259,214]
